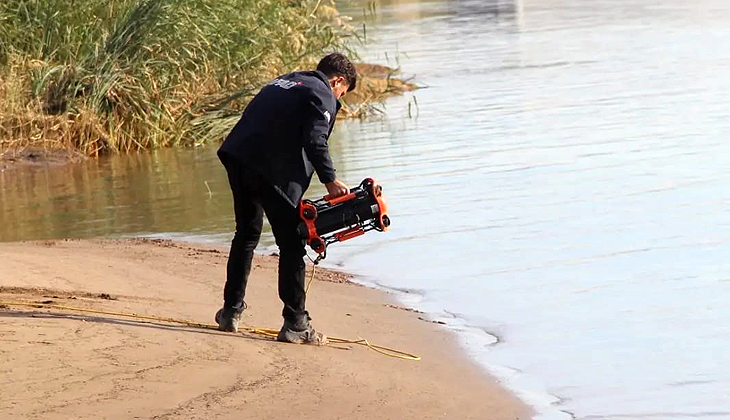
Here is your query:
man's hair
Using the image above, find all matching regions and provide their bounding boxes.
[317,52,357,92]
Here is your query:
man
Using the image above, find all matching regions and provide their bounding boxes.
[215,52,357,345]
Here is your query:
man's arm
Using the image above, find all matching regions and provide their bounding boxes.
[300,95,337,184]
[300,93,349,198]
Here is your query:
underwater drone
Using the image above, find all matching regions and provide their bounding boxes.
[297,178,390,260]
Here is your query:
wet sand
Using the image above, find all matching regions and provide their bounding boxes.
[0,238,531,420]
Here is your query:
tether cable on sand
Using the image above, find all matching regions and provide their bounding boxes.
[0,265,421,361]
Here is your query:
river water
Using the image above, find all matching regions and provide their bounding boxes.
[2,0,730,418]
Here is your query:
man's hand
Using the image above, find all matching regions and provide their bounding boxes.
[324,178,350,199]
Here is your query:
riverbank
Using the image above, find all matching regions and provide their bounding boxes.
[0,61,416,172]
[0,0,346,156]
[0,147,85,172]
[0,0,417,162]
[0,238,531,420]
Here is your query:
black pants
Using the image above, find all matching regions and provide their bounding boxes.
[222,158,307,322]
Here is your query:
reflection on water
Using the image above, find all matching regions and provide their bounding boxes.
[363,0,524,20]
[0,148,244,243]
[3,0,730,419]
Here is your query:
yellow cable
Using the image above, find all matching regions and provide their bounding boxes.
[301,266,413,357]
[0,300,421,361]
[305,263,316,293]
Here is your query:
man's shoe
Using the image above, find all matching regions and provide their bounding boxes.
[277,316,327,345]
[215,306,243,333]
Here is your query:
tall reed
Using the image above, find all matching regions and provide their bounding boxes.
[0,0,356,155]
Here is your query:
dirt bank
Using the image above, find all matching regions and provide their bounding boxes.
[0,147,85,172]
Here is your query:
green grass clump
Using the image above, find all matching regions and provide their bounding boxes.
[0,0,356,155]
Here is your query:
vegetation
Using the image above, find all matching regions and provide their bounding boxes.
[341,63,417,118]
[0,0,357,155]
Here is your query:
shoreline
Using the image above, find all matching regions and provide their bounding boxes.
[320,259,570,420]
[0,238,532,419]
[0,147,85,172]
[0,63,417,172]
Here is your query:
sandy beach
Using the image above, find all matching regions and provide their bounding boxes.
[0,238,531,420]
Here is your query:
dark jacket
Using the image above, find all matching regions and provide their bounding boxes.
[218,70,341,207]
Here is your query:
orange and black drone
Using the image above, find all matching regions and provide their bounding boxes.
[297,178,390,260]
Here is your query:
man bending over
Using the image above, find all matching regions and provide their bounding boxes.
[216,53,357,345]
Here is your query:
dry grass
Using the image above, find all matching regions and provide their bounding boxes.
[339,63,418,119]
[0,0,357,156]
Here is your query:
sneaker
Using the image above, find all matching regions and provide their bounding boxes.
[215,305,244,333]
[277,315,327,345]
